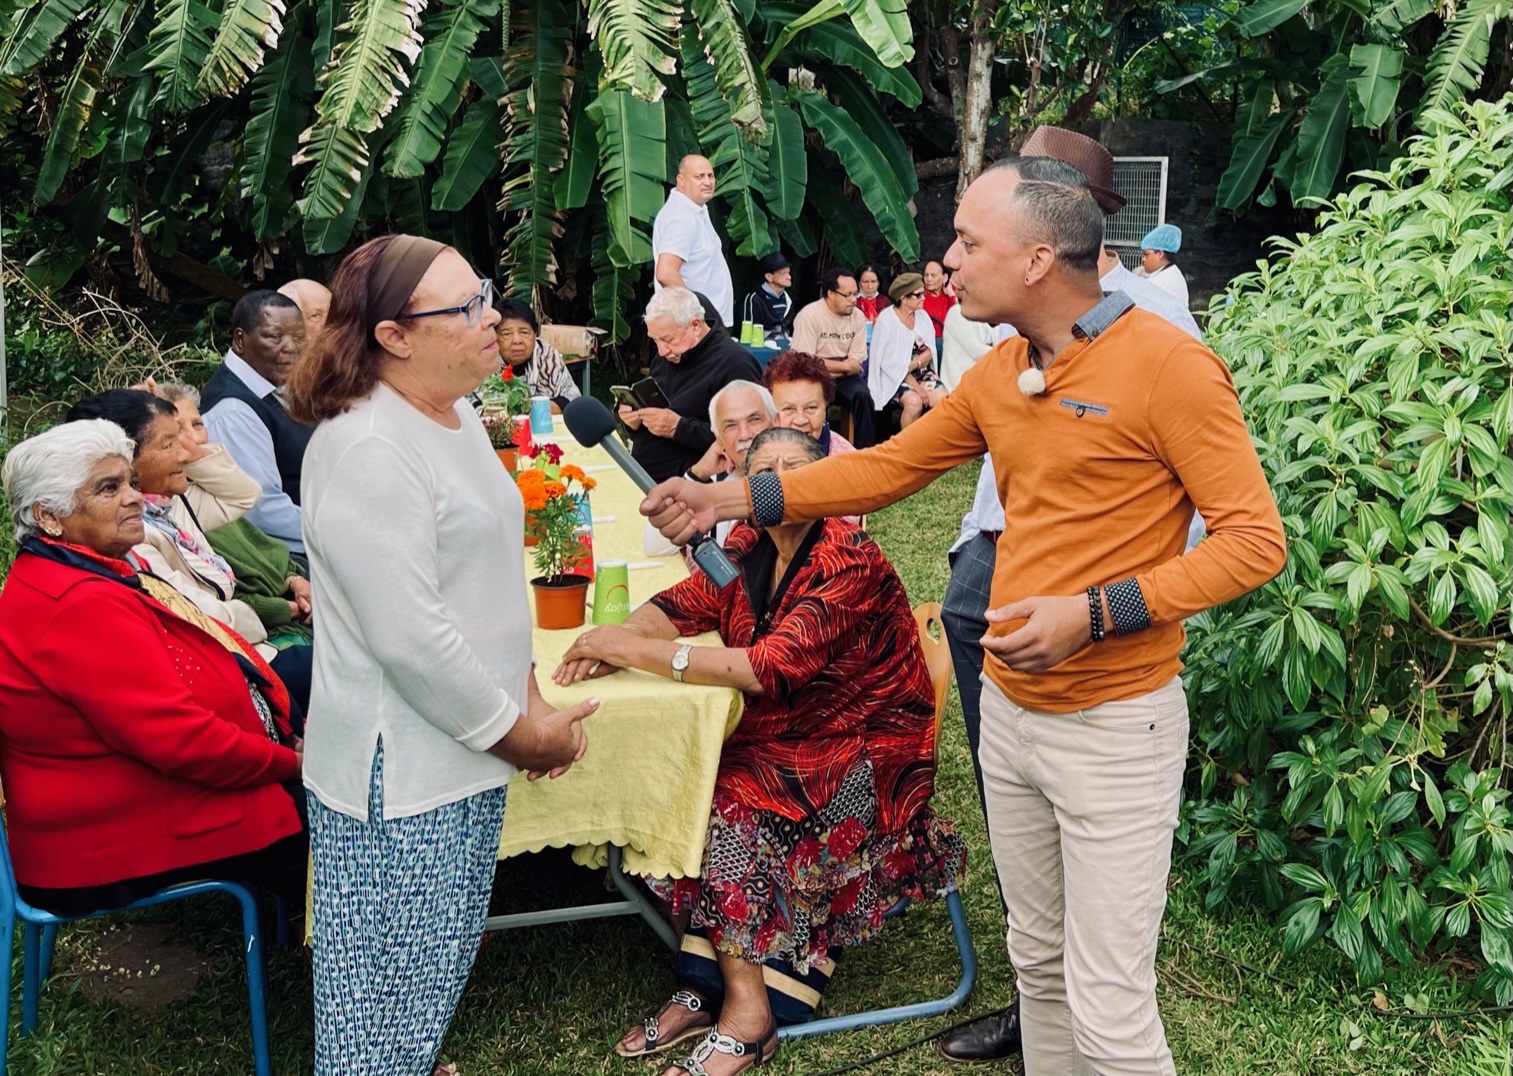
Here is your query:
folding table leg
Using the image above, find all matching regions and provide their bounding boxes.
[607,846,678,953]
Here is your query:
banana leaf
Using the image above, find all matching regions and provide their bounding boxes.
[802,150,866,267]
[295,0,426,219]
[779,13,922,107]
[383,0,497,177]
[795,89,916,261]
[1348,43,1404,129]
[1290,58,1350,206]
[840,0,911,68]
[818,64,915,196]
[196,0,288,98]
[586,0,678,102]
[434,95,502,211]
[1417,0,1508,127]
[760,89,806,221]
[683,33,774,256]
[242,24,314,238]
[1233,0,1306,37]
[591,205,639,341]
[688,0,769,138]
[102,72,153,167]
[587,86,666,266]
[0,0,94,75]
[554,59,596,212]
[35,52,102,203]
[145,0,218,111]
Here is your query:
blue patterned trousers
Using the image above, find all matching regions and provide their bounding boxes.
[310,740,508,1075]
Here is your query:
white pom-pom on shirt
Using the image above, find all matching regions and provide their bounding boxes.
[1018,367,1047,396]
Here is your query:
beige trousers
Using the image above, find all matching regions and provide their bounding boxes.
[978,675,1189,1076]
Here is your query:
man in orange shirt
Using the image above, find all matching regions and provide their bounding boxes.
[640,157,1286,1074]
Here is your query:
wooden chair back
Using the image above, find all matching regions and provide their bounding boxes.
[912,602,955,755]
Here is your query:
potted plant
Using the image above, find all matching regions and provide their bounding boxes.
[515,442,597,628]
[479,364,531,470]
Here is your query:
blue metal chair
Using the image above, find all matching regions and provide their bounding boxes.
[0,821,273,1076]
[778,603,977,1039]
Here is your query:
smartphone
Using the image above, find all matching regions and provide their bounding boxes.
[631,376,671,410]
[610,385,639,412]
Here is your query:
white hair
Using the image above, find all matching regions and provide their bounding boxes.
[709,380,777,429]
[644,287,705,328]
[3,420,137,544]
[155,381,201,406]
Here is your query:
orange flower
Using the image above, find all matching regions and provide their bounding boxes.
[543,479,567,499]
[581,476,597,491]
[559,464,586,484]
[515,468,548,510]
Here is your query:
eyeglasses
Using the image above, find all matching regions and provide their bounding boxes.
[831,290,858,299]
[907,290,925,299]
[403,278,494,327]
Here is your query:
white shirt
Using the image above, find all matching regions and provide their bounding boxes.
[1137,263,1190,307]
[939,306,998,391]
[202,350,305,553]
[302,383,529,820]
[653,190,734,327]
[952,283,1203,552]
[868,307,934,404]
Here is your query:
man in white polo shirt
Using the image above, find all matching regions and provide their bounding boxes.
[653,155,734,328]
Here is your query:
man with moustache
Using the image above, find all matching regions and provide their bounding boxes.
[637,157,1285,1076]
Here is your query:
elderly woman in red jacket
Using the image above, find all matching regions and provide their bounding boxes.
[0,419,306,917]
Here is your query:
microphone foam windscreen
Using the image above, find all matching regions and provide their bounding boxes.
[563,396,618,447]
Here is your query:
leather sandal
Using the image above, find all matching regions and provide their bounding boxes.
[666,1019,778,1075]
[614,989,715,1058]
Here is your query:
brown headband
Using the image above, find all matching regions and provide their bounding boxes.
[366,234,448,334]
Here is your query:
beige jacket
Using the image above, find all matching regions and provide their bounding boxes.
[131,444,274,657]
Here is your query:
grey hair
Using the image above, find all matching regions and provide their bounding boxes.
[644,287,705,328]
[155,381,201,406]
[3,420,137,544]
[742,426,824,473]
[984,156,1105,274]
[709,380,777,429]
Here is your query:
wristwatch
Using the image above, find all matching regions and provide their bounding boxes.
[671,643,693,683]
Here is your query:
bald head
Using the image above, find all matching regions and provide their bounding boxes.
[943,165,1104,326]
[278,279,332,342]
[675,155,716,206]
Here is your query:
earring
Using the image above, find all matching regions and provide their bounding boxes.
[42,523,62,537]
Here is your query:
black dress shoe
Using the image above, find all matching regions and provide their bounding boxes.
[938,1002,1023,1065]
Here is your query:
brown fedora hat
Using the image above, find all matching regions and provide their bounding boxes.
[1019,126,1126,215]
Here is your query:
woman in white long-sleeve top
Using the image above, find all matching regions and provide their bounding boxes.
[285,234,598,1076]
[867,272,947,429]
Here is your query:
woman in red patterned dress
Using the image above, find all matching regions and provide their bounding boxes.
[554,426,962,1076]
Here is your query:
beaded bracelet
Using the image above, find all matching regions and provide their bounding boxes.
[1087,586,1105,643]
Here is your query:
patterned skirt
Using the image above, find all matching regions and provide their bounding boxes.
[648,759,965,974]
[310,739,508,1076]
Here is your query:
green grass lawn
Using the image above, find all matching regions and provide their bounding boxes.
[8,459,1509,1075]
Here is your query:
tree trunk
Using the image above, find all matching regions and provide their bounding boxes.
[915,156,961,180]
[956,5,997,201]
[939,25,967,141]
[100,221,248,303]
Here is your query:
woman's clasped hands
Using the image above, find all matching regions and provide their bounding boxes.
[552,624,646,686]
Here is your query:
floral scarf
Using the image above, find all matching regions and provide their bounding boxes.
[141,494,236,583]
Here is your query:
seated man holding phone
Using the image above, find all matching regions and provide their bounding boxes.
[619,288,762,484]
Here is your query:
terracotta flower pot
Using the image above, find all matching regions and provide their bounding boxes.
[495,447,518,472]
[532,574,591,629]
[523,512,540,547]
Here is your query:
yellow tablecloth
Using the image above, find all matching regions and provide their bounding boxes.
[498,424,744,879]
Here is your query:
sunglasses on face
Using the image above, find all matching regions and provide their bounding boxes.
[906,290,925,299]
[404,278,494,327]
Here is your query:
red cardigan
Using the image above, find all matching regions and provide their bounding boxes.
[0,550,302,890]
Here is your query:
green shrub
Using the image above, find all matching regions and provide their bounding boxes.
[1186,96,1512,1003]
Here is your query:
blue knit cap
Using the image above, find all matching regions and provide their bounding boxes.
[1140,223,1182,253]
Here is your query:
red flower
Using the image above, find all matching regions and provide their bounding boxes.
[500,364,514,381]
[827,818,867,860]
[718,885,751,922]
[787,836,823,872]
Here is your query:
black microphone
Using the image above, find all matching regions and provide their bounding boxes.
[563,397,740,590]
